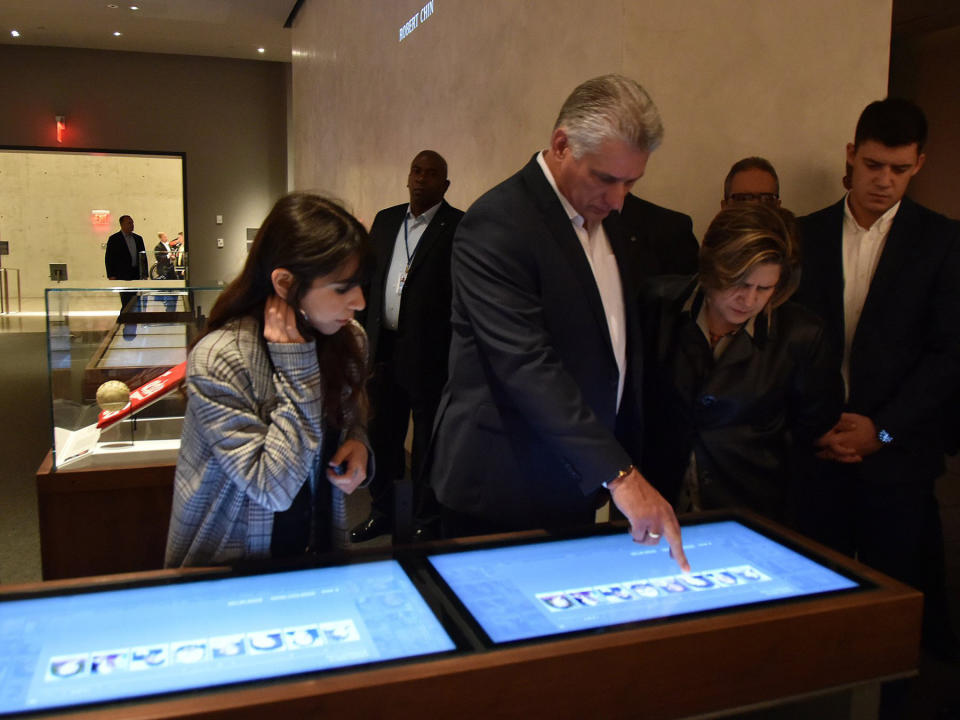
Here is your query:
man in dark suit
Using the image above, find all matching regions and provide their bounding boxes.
[619,193,698,280]
[105,214,146,281]
[426,75,688,570]
[105,214,146,311]
[154,231,175,279]
[794,98,960,660]
[350,150,464,543]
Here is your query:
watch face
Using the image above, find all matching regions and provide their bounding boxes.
[878,429,893,444]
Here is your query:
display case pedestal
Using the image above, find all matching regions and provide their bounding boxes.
[35,450,173,580]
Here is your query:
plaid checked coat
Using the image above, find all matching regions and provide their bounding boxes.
[165,315,370,567]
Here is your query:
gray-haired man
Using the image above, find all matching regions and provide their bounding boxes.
[426,75,688,569]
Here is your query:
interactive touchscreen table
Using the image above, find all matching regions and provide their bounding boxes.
[0,561,454,716]
[0,515,922,719]
[427,520,860,644]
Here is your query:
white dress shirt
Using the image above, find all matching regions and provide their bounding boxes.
[537,151,626,408]
[123,231,138,269]
[841,196,900,397]
[383,201,442,330]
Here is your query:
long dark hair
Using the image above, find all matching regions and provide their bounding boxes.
[195,193,373,428]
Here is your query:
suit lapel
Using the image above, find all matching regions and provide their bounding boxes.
[520,156,613,359]
[406,202,450,279]
[373,206,406,295]
[858,199,916,328]
[811,200,847,352]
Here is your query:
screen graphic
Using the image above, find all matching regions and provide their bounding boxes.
[0,561,455,715]
[428,520,859,644]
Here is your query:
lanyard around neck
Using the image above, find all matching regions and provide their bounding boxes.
[403,213,425,265]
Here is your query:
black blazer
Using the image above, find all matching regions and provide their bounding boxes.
[794,197,960,484]
[619,194,699,279]
[639,276,843,519]
[427,154,645,527]
[361,200,463,401]
[105,231,146,280]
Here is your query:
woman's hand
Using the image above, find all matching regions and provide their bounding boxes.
[263,295,305,343]
[326,438,368,494]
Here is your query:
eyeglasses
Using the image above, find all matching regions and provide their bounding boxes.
[726,192,780,205]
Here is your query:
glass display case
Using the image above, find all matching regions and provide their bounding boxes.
[45,286,221,471]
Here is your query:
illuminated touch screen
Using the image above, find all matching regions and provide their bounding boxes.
[428,520,860,644]
[0,561,455,715]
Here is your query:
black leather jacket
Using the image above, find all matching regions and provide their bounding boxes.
[639,276,844,521]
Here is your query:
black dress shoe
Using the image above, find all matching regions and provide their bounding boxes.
[350,513,392,543]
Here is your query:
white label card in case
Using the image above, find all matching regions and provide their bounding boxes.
[396,268,408,295]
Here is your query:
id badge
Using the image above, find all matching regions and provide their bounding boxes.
[396,269,408,295]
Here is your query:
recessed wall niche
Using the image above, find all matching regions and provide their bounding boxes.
[0,147,185,299]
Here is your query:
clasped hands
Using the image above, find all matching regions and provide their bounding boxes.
[814,412,883,463]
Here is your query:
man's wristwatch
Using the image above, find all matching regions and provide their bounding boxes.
[602,465,635,489]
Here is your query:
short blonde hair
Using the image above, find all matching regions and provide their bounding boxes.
[699,204,801,312]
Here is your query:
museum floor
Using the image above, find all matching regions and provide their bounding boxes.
[0,312,956,718]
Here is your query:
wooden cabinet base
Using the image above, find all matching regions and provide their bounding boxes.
[35,450,173,579]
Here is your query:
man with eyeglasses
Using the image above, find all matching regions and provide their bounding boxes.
[721,157,781,208]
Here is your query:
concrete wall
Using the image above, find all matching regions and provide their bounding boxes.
[290,0,891,237]
[0,149,183,296]
[0,45,288,289]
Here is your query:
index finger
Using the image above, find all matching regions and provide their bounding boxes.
[662,517,689,573]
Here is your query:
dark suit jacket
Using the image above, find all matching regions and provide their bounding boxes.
[154,241,174,277]
[427,154,645,527]
[619,194,699,279]
[640,276,842,519]
[794,196,960,484]
[105,231,146,280]
[361,200,463,401]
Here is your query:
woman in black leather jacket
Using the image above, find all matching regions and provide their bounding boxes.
[639,204,843,524]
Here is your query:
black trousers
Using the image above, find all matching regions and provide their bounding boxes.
[797,460,951,639]
[366,329,441,527]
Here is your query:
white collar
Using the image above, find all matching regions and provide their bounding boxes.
[843,193,900,234]
[536,151,585,228]
[407,201,442,225]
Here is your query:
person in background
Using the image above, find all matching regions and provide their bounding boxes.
[165,193,373,567]
[351,150,463,543]
[154,231,175,279]
[639,204,842,523]
[794,98,960,662]
[105,214,146,310]
[172,232,186,278]
[721,157,781,209]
